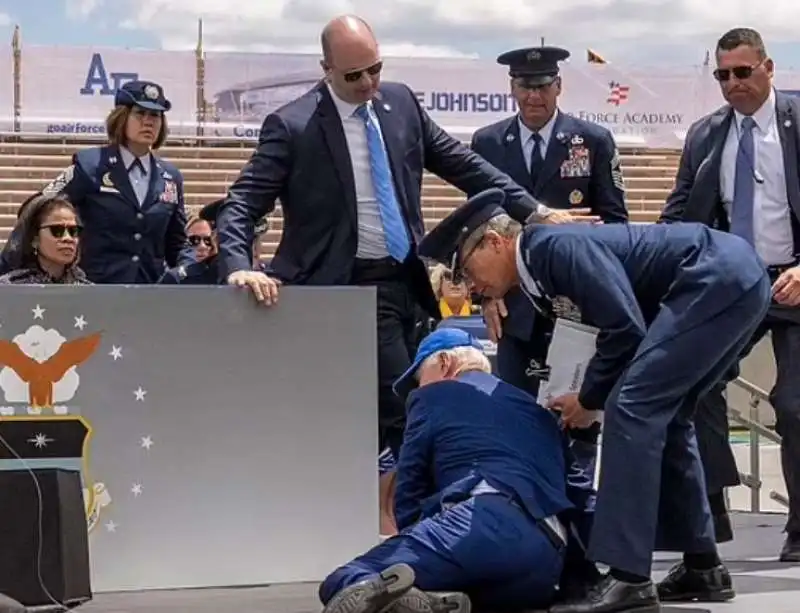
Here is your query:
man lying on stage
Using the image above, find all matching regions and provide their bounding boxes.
[318,327,576,613]
[417,188,769,613]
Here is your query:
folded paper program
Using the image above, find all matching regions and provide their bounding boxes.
[537,318,599,407]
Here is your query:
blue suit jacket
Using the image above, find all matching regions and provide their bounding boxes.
[0,145,193,284]
[660,90,800,249]
[471,113,628,223]
[518,222,768,412]
[215,81,542,315]
[393,370,574,531]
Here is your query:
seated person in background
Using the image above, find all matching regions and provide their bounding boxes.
[159,198,269,284]
[0,194,89,285]
[16,191,43,220]
[318,328,571,613]
[430,264,473,317]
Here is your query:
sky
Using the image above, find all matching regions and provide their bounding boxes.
[2,0,800,68]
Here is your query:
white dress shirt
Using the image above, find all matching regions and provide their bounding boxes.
[327,84,393,260]
[518,110,559,168]
[720,88,795,265]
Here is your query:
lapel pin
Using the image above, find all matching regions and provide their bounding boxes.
[383,103,391,112]
[109,156,117,164]
[506,134,515,142]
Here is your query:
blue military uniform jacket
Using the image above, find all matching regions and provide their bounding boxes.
[516,222,768,413]
[0,145,193,283]
[159,256,220,285]
[394,370,574,531]
[471,112,627,223]
[159,256,271,284]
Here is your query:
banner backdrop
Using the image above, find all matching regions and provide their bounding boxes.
[0,285,378,592]
[6,45,800,146]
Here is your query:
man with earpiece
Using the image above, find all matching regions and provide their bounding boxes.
[660,26,800,600]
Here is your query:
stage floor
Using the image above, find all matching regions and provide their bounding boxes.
[79,513,799,613]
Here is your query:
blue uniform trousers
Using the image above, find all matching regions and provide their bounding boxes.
[588,277,772,577]
[320,494,564,611]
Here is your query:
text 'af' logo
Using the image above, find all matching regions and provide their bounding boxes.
[607,81,630,107]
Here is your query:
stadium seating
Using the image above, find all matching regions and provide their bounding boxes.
[0,138,681,258]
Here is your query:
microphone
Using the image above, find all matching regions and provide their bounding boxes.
[754,170,765,185]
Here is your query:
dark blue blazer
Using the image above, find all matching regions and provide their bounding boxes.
[159,256,220,285]
[660,90,800,252]
[0,145,193,284]
[215,81,542,315]
[393,370,574,531]
[471,113,628,223]
[518,222,768,412]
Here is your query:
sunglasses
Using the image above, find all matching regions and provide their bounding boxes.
[188,235,214,248]
[343,61,383,83]
[713,63,762,82]
[42,224,82,239]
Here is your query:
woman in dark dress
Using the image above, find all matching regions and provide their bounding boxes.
[0,194,89,285]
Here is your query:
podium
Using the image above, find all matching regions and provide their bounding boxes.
[0,468,92,609]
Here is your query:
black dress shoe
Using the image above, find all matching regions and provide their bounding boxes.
[656,562,735,602]
[713,511,734,543]
[779,533,800,562]
[549,574,660,613]
[323,563,416,613]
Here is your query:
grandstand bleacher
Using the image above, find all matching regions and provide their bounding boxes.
[0,138,682,257]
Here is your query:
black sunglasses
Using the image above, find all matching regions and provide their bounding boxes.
[343,61,383,83]
[188,235,214,248]
[713,63,762,82]
[42,223,82,239]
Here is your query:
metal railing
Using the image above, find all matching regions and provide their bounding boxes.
[727,377,788,513]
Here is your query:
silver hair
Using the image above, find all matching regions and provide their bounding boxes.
[461,214,522,258]
[418,346,491,378]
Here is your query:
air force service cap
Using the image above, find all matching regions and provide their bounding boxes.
[393,328,485,397]
[115,80,172,112]
[418,187,507,278]
[497,46,570,86]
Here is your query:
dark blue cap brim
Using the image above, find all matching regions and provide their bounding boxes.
[133,99,170,112]
[511,73,558,86]
[392,353,427,397]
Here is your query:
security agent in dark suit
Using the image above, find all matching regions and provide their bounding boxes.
[318,328,571,613]
[420,188,772,613]
[660,27,800,569]
[214,15,593,461]
[159,199,269,284]
[0,81,194,283]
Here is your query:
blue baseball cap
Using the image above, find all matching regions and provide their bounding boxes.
[393,328,484,397]
[114,80,172,112]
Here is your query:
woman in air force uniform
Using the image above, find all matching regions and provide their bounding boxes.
[0,80,194,283]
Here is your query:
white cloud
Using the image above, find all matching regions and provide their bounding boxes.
[0,13,11,27]
[116,0,800,63]
[65,0,104,20]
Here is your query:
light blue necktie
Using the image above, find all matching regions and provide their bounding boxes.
[730,116,756,245]
[354,104,411,262]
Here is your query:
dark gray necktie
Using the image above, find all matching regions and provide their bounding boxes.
[730,116,756,244]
